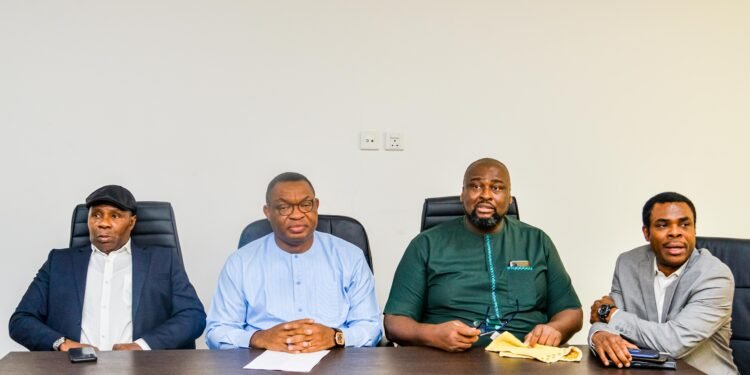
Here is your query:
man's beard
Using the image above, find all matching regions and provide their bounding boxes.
[466,207,504,231]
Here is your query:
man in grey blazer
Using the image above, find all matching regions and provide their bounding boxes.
[589,192,737,374]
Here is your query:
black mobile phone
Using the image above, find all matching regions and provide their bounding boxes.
[636,355,670,364]
[628,348,660,359]
[68,347,98,363]
[629,358,677,370]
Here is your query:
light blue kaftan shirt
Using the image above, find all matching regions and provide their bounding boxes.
[206,231,381,349]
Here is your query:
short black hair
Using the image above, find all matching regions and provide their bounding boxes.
[265,172,315,203]
[642,192,697,227]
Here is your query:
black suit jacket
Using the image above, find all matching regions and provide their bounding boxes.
[9,243,206,350]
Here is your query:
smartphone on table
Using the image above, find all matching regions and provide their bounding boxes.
[628,348,660,360]
[68,347,98,363]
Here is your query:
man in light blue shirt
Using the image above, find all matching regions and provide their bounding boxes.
[206,172,381,351]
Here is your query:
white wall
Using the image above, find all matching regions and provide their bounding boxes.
[1,1,748,355]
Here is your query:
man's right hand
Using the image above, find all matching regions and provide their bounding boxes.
[427,320,480,352]
[250,319,317,353]
[591,331,638,368]
[59,339,97,352]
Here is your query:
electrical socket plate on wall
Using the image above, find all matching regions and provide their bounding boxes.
[384,132,404,151]
[359,131,381,150]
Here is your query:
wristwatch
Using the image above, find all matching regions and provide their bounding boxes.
[333,328,345,347]
[52,337,66,351]
[597,304,615,323]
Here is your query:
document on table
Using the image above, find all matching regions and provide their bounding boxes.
[244,350,330,372]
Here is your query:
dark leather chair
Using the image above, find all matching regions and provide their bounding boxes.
[238,215,374,272]
[70,201,183,257]
[696,236,750,374]
[421,196,519,232]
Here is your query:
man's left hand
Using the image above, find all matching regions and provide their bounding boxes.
[590,295,616,324]
[524,324,562,347]
[112,343,143,351]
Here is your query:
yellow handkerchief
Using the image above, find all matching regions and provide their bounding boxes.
[485,331,582,364]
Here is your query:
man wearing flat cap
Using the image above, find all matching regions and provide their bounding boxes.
[9,185,206,351]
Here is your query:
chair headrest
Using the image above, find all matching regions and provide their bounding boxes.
[421,195,519,232]
[70,201,182,256]
[238,214,373,272]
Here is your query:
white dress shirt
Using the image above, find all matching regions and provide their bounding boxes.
[79,239,150,350]
[653,258,687,322]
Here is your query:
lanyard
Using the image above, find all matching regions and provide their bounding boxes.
[484,234,502,327]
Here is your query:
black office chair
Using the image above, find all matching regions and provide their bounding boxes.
[70,201,183,257]
[696,236,750,374]
[421,196,519,232]
[238,215,374,272]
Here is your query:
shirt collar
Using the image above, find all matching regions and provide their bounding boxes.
[653,256,688,278]
[91,238,132,256]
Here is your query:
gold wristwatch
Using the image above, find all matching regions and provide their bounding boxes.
[333,328,345,347]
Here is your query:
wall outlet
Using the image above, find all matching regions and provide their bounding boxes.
[384,132,404,151]
[359,131,380,150]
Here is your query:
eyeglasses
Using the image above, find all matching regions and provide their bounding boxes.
[472,300,519,336]
[274,200,315,216]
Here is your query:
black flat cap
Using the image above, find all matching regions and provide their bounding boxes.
[85,185,137,213]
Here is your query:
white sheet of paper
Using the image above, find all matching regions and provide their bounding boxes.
[244,350,330,372]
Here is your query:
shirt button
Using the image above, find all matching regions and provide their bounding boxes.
[298,308,302,312]
[294,255,299,259]
[296,281,301,285]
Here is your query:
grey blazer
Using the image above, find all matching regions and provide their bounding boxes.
[589,245,737,375]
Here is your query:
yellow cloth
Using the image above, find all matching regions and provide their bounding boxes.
[485,332,582,364]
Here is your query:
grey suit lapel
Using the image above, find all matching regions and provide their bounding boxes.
[662,249,701,321]
[72,246,92,309]
[637,250,659,322]
[131,244,150,320]
[661,283,678,323]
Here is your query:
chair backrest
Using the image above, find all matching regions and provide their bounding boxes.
[421,195,519,232]
[696,236,750,374]
[238,214,373,272]
[70,201,182,257]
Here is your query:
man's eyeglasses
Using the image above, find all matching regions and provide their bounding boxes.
[472,300,519,336]
[274,200,315,216]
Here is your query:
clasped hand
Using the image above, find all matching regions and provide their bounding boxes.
[251,318,335,353]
